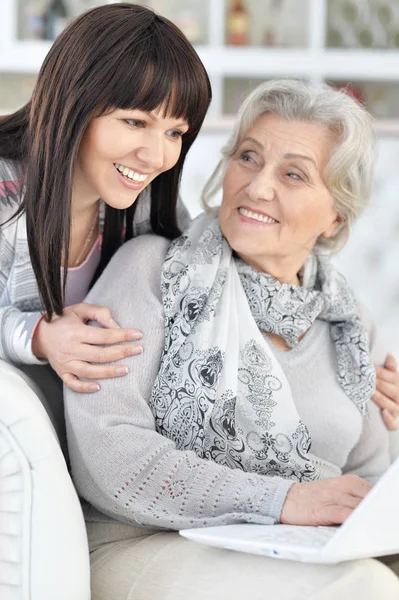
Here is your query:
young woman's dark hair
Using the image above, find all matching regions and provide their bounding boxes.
[0,3,211,319]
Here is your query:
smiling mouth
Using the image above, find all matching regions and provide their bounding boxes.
[114,163,149,183]
[238,207,279,224]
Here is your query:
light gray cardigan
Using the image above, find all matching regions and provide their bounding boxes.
[0,158,189,365]
[65,234,391,530]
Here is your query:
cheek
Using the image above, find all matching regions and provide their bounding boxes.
[221,174,236,212]
[163,142,183,171]
[287,201,335,238]
[219,188,234,231]
[80,127,111,171]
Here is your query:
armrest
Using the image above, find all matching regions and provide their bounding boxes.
[0,360,90,600]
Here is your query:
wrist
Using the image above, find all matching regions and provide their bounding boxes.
[280,482,301,524]
[31,315,47,359]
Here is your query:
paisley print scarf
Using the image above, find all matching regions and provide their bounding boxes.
[150,214,375,482]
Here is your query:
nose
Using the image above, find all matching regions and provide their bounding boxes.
[246,168,275,203]
[135,131,165,171]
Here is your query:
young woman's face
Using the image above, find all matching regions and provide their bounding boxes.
[74,107,189,209]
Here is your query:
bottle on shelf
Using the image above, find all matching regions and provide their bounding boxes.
[226,0,250,46]
[174,11,203,44]
[371,86,389,118]
[23,7,45,40]
[43,0,69,41]
[327,0,359,48]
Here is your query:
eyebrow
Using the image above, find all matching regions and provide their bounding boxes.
[241,136,263,149]
[240,137,316,166]
[283,152,316,166]
[142,110,188,129]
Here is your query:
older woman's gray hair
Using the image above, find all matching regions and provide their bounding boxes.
[202,78,375,252]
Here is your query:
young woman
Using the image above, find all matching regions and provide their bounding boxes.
[0,3,211,422]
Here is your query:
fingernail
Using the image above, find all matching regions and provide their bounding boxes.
[89,384,100,392]
[130,345,143,355]
[382,409,399,425]
[116,366,128,375]
[109,319,120,328]
[131,331,143,341]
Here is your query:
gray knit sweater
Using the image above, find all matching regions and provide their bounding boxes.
[64,234,391,531]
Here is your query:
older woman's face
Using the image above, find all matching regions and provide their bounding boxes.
[219,113,340,277]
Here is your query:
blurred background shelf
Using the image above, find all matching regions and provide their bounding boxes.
[2,0,399,120]
[0,0,399,352]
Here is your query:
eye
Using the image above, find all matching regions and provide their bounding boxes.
[287,172,303,181]
[239,151,255,163]
[167,129,184,139]
[124,119,145,128]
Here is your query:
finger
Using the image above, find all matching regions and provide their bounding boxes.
[323,505,353,525]
[384,353,397,371]
[64,360,133,381]
[372,390,399,417]
[375,365,399,385]
[77,342,143,364]
[62,372,100,394]
[70,302,115,325]
[382,408,399,431]
[84,324,142,344]
[341,475,372,498]
[341,494,363,510]
[81,306,143,339]
[374,380,399,405]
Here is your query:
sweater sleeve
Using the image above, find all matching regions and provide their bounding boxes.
[343,302,392,484]
[64,235,293,531]
[0,163,44,365]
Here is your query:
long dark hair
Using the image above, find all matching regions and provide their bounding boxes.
[0,3,211,319]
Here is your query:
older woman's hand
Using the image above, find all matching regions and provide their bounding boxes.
[373,354,399,431]
[280,474,372,526]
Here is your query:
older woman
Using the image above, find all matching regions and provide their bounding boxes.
[65,80,399,599]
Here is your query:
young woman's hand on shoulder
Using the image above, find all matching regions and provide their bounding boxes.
[32,302,143,393]
[373,353,399,430]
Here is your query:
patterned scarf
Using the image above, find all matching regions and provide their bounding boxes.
[150,214,375,482]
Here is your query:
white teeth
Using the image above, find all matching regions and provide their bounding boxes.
[114,163,147,183]
[239,207,278,224]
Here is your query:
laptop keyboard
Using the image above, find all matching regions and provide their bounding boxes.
[252,526,337,548]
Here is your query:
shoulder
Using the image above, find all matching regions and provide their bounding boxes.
[116,234,170,272]
[88,234,170,303]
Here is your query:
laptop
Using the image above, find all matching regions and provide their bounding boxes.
[180,457,399,564]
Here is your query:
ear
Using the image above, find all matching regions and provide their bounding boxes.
[322,213,343,239]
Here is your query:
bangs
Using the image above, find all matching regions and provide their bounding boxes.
[100,17,211,138]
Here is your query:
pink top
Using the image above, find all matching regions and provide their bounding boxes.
[63,236,102,307]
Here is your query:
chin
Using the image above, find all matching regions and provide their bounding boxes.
[103,193,140,210]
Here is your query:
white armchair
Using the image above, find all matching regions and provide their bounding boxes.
[0,359,90,600]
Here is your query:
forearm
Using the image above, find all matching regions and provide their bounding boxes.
[67,404,293,529]
[0,307,45,364]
